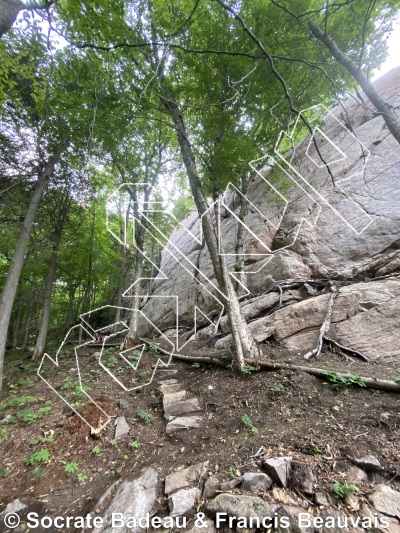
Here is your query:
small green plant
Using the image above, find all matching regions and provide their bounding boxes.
[29,438,39,446]
[271,383,285,393]
[105,356,118,368]
[164,414,172,421]
[0,428,8,444]
[137,410,154,424]
[394,375,400,384]
[333,480,358,500]
[323,370,366,390]
[148,342,159,354]
[62,461,79,475]
[313,446,323,455]
[26,448,50,466]
[0,395,38,410]
[192,362,201,369]
[243,364,256,375]
[241,414,258,434]
[228,465,236,479]
[61,378,75,390]
[110,439,117,446]
[77,472,88,484]
[0,467,10,478]
[91,445,101,455]
[33,468,45,480]
[42,434,54,443]
[16,405,52,424]
[129,440,142,450]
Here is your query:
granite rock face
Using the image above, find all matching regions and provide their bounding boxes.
[139,68,400,362]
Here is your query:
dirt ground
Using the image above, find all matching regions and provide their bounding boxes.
[0,339,399,531]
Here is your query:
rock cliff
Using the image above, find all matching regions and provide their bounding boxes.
[140,68,400,362]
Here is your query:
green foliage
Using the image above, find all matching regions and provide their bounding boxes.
[228,466,237,479]
[148,343,159,354]
[394,376,400,384]
[91,445,101,456]
[243,364,256,375]
[241,414,258,434]
[0,428,8,444]
[16,406,52,424]
[0,467,10,478]
[323,370,366,390]
[129,440,142,450]
[271,383,285,393]
[62,461,79,475]
[77,472,88,484]
[333,480,358,500]
[192,362,201,369]
[137,410,154,424]
[26,448,50,466]
[0,396,38,410]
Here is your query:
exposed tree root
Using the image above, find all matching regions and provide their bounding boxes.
[324,336,373,363]
[304,282,337,361]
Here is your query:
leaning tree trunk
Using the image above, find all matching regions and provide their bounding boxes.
[32,197,68,360]
[0,145,65,390]
[0,0,22,38]
[160,85,260,371]
[308,19,400,145]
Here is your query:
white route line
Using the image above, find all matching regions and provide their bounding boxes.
[38,105,374,431]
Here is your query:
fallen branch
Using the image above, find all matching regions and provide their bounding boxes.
[304,282,337,361]
[138,337,400,393]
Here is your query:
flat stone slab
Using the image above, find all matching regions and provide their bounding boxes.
[368,485,400,518]
[93,467,158,533]
[165,461,209,495]
[163,390,187,408]
[160,383,183,394]
[114,416,130,439]
[206,493,279,522]
[166,416,202,435]
[164,398,202,417]
[168,487,201,517]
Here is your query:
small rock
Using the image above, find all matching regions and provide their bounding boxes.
[0,499,27,518]
[114,416,130,439]
[163,390,186,408]
[220,478,242,491]
[166,416,202,435]
[165,461,209,495]
[242,472,273,492]
[93,351,101,359]
[291,462,316,495]
[160,383,183,394]
[164,398,202,417]
[117,399,129,409]
[203,477,220,500]
[346,465,368,485]
[262,456,292,488]
[315,491,335,507]
[206,493,279,524]
[276,505,313,532]
[168,488,201,517]
[272,488,301,506]
[354,455,381,472]
[93,467,158,533]
[158,378,178,385]
[368,484,400,518]
[345,493,360,511]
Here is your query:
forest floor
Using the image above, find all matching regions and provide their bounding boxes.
[0,340,399,530]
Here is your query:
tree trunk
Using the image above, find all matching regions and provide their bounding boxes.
[32,196,68,360]
[160,85,260,370]
[234,172,250,295]
[0,144,65,390]
[308,19,400,145]
[0,0,21,38]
